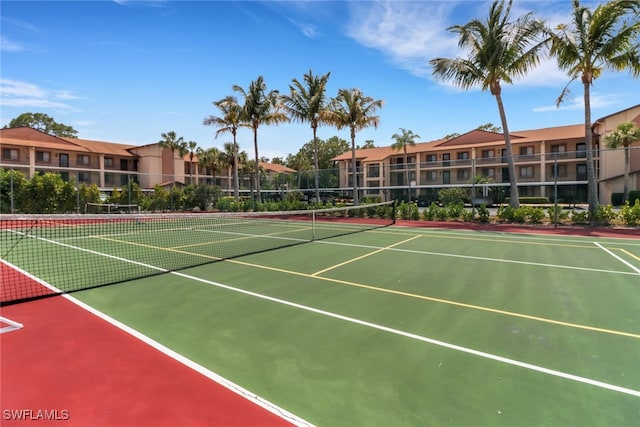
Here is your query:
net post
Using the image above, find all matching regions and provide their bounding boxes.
[392,199,397,224]
[312,210,316,241]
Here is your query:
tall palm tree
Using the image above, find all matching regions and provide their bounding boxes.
[329,88,384,206]
[196,147,221,186]
[391,128,421,198]
[429,0,547,209]
[186,140,198,185]
[203,95,245,200]
[604,122,640,203]
[221,141,240,197]
[233,76,289,203]
[158,130,187,184]
[549,0,640,215]
[281,70,331,202]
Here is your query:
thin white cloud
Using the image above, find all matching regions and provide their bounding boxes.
[533,92,620,112]
[1,36,24,52]
[345,1,459,78]
[287,17,320,39]
[0,79,80,111]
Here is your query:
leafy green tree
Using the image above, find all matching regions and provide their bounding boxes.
[293,136,349,188]
[430,0,547,208]
[281,69,332,202]
[234,76,288,203]
[286,152,312,189]
[604,122,640,203]
[549,0,640,215]
[196,147,222,186]
[4,112,78,138]
[329,89,384,205]
[204,95,246,200]
[391,128,421,189]
[0,168,28,213]
[23,172,76,213]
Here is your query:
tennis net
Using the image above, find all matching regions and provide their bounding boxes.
[1,201,395,305]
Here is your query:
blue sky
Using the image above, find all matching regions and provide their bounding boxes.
[1,0,637,160]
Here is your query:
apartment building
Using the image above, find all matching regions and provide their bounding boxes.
[0,126,296,195]
[332,105,640,205]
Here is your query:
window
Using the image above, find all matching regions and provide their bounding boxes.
[104,157,114,168]
[457,152,469,160]
[577,164,587,180]
[551,164,567,178]
[36,151,51,163]
[367,164,380,178]
[78,172,90,183]
[77,154,90,166]
[519,146,534,159]
[576,143,586,158]
[481,149,494,158]
[426,171,437,181]
[2,148,19,161]
[519,166,534,178]
[426,154,437,163]
[443,171,450,184]
[482,168,495,178]
[442,153,450,167]
[457,169,470,180]
[105,173,114,185]
[551,144,566,154]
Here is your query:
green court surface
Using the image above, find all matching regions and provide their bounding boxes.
[7,222,640,426]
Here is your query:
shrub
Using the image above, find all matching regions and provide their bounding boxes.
[438,188,467,206]
[620,199,640,226]
[571,210,589,224]
[497,205,515,222]
[462,208,476,222]
[547,206,570,223]
[477,205,490,223]
[528,207,545,224]
[446,203,465,220]
[593,204,618,225]
[396,201,418,220]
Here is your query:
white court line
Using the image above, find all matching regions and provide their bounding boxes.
[1,259,313,427]
[8,231,640,399]
[316,240,640,276]
[595,242,640,275]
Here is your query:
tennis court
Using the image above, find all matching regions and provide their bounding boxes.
[1,205,639,426]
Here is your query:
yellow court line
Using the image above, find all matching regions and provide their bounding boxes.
[92,235,640,340]
[617,248,640,262]
[311,235,422,276]
[173,226,311,250]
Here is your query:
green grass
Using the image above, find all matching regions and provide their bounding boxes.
[7,224,640,426]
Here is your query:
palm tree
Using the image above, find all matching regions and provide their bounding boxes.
[604,122,640,203]
[203,95,245,200]
[186,140,198,185]
[391,128,421,199]
[281,70,331,202]
[329,88,384,205]
[196,147,221,186]
[221,141,240,197]
[549,0,640,215]
[233,76,289,203]
[157,131,187,184]
[429,0,547,209]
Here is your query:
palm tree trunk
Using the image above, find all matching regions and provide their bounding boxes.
[232,137,239,201]
[494,92,519,208]
[623,145,630,202]
[583,80,598,216]
[403,146,409,200]
[313,126,320,203]
[351,129,359,206]
[253,129,261,204]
